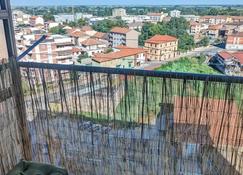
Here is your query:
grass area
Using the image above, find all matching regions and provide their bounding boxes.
[156,56,220,74]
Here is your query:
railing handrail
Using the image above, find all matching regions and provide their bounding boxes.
[18,61,243,84]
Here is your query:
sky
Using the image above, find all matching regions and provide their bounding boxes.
[10,0,243,6]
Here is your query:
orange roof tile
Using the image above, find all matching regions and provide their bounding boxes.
[72,47,82,53]
[92,32,106,39]
[81,38,105,46]
[92,47,145,63]
[218,51,243,64]
[81,26,93,32]
[145,35,178,44]
[110,27,131,34]
[208,24,223,30]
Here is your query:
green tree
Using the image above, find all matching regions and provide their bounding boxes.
[92,19,127,33]
[198,37,210,47]
[49,26,66,35]
[139,17,195,51]
[77,18,87,27]
[43,13,55,21]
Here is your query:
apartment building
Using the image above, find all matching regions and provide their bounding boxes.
[29,35,74,64]
[112,8,127,17]
[199,16,231,25]
[144,35,178,61]
[226,32,243,50]
[92,46,146,68]
[147,12,167,23]
[189,21,202,41]
[80,38,107,56]
[170,10,181,18]
[207,24,223,39]
[180,15,200,22]
[109,27,140,48]
[190,21,201,35]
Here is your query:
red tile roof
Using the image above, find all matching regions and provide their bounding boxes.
[68,30,86,38]
[218,51,243,64]
[145,35,178,44]
[110,27,131,34]
[92,32,106,39]
[72,47,82,53]
[218,51,233,60]
[208,24,222,30]
[81,26,93,32]
[173,96,243,147]
[93,47,145,63]
[81,38,105,46]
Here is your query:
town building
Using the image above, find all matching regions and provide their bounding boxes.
[109,27,140,48]
[29,16,44,27]
[170,10,181,18]
[209,51,243,74]
[207,24,223,39]
[67,28,90,46]
[80,38,107,56]
[189,21,201,35]
[199,16,230,25]
[45,21,59,29]
[147,12,167,23]
[144,35,178,61]
[112,8,127,17]
[128,22,144,31]
[180,15,200,22]
[92,46,146,68]
[12,10,31,27]
[81,26,96,36]
[91,32,108,40]
[231,16,243,23]
[189,21,202,41]
[27,35,74,64]
[226,32,243,50]
[54,14,76,23]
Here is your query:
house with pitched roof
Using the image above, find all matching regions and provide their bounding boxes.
[108,27,140,48]
[80,38,107,56]
[209,51,243,74]
[144,35,178,61]
[92,46,146,68]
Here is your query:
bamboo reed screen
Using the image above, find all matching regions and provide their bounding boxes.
[2,64,243,175]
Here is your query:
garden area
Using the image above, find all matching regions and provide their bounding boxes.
[156,56,220,74]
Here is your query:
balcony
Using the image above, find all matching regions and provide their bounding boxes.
[1,61,243,175]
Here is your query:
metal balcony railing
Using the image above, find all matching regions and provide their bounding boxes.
[2,61,243,175]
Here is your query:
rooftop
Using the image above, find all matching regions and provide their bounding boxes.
[218,51,243,64]
[145,34,178,44]
[81,38,105,46]
[110,27,131,34]
[93,47,145,63]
